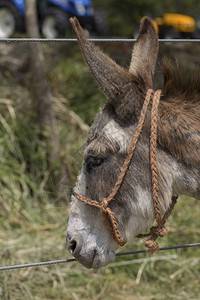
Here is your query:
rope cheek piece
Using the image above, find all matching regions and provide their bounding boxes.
[74,89,178,254]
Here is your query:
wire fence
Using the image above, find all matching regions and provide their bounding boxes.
[1,38,200,43]
[0,243,200,271]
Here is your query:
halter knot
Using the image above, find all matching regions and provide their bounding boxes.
[143,226,168,255]
[101,198,108,213]
[150,226,168,237]
[145,240,159,255]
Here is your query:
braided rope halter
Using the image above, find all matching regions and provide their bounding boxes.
[74,89,178,254]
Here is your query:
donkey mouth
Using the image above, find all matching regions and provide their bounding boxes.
[74,249,116,269]
[91,249,116,269]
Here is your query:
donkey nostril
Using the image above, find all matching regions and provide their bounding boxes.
[66,233,82,256]
[69,240,77,254]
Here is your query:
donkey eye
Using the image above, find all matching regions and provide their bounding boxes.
[85,155,104,172]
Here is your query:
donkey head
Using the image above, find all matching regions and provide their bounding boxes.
[66,17,165,268]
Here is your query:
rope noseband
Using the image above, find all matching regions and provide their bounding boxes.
[74,89,178,254]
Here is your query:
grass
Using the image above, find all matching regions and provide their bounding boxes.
[0,196,199,300]
[0,43,199,299]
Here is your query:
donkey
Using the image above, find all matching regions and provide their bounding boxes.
[66,16,200,268]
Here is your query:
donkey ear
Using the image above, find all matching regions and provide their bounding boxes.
[129,17,158,88]
[70,17,135,110]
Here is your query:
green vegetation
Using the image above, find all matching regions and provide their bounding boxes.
[94,0,200,36]
[0,43,199,299]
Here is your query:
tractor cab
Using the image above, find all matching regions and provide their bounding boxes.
[0,0,107,38]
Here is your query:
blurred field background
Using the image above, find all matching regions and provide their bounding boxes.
[0,38,200,300]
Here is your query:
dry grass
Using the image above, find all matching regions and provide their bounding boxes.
[0,196,200,300]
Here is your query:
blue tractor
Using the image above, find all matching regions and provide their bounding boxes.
[0,0,107,38]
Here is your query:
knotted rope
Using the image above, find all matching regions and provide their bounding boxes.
[74,89,178,254]
[137,196,178,254]
[136,89,178,254]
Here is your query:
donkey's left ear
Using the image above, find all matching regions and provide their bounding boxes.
[129,17,158,88]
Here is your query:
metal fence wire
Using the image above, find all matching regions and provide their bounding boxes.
[1,38,200,43]
[0,243,200,271]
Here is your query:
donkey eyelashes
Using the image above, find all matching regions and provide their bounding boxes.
[85,155,105,173]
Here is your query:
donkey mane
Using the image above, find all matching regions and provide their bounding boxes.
[162,58,200,103]
[158,58,200,166]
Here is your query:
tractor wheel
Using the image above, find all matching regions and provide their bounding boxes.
[0,0,23,38]
[41,7,69,38]
[162,27,180,40]
[189,30,200,39]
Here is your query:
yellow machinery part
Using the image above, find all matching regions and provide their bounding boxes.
[152,20,159,35]
[162,13,196,32]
